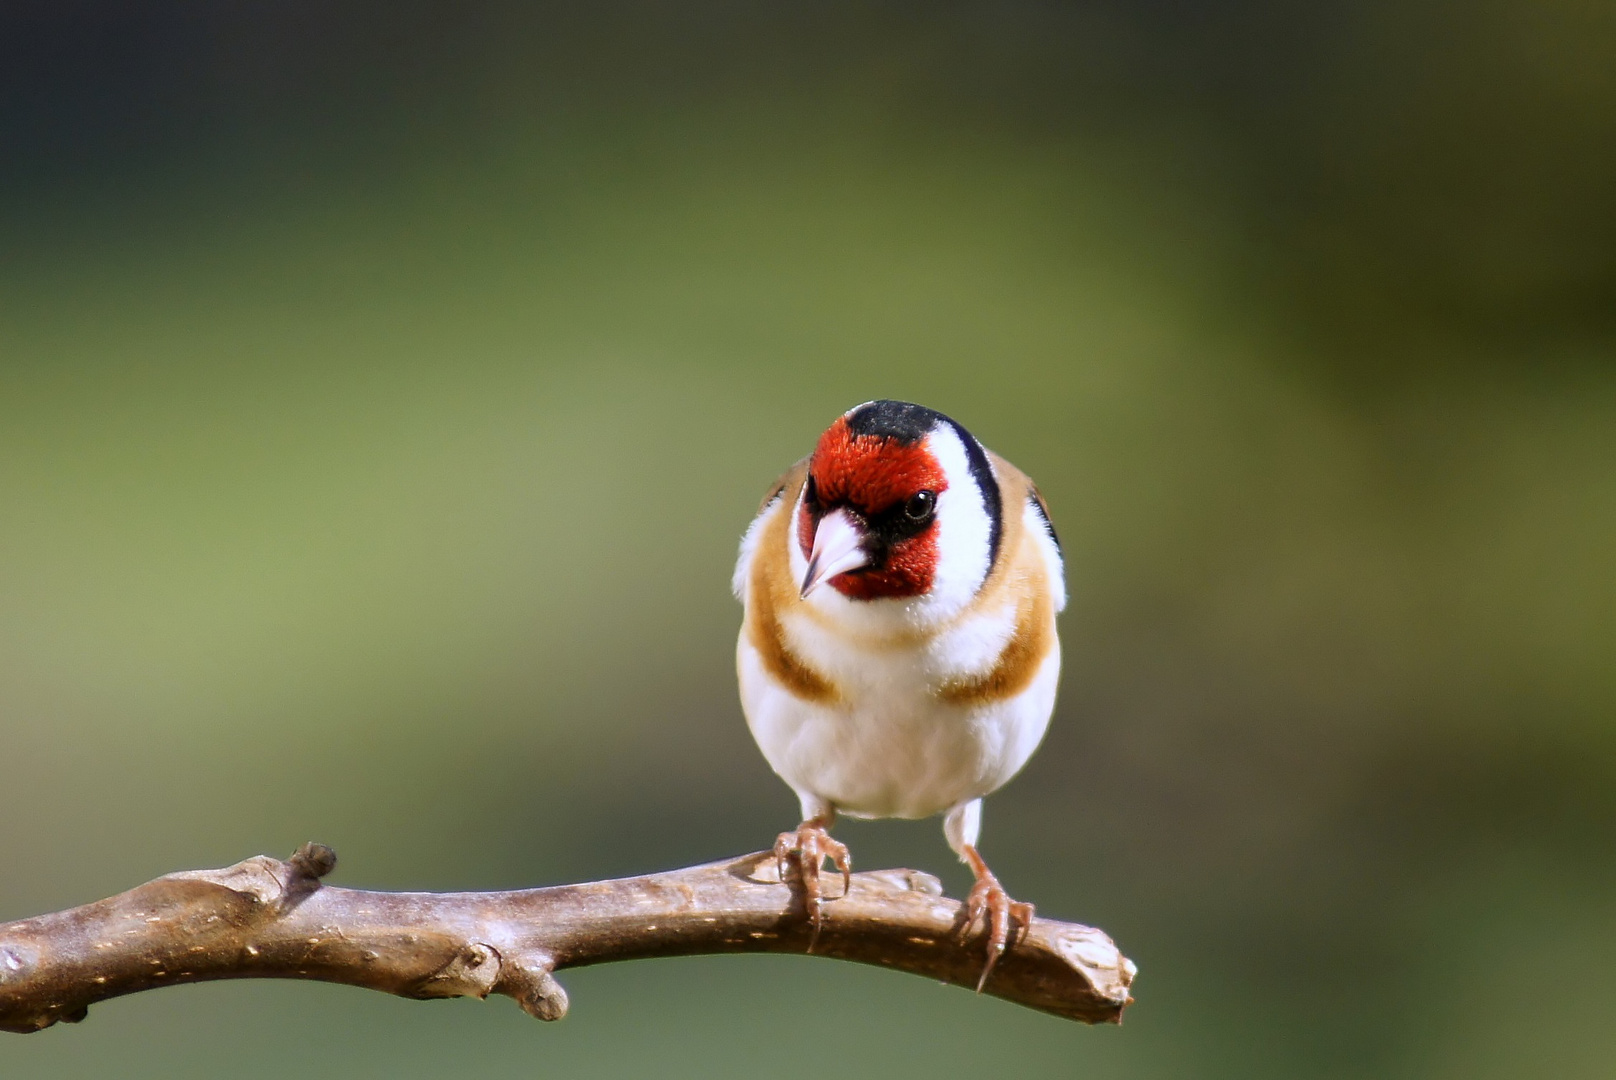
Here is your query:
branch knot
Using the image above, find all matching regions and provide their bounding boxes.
[413,943,500,1000]
[497,955,569,1022]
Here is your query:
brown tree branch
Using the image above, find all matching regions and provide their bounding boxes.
[0,843,1135,1033]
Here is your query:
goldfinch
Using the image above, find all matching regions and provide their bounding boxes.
[733,399,1065,989]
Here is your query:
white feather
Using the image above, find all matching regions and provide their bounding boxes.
[731,490,781,600]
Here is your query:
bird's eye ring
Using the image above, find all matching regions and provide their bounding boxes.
[905,490,936,521]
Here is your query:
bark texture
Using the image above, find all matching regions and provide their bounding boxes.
[0,844,1135,1033]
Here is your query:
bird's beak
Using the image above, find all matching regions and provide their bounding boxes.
[800,508,870,599]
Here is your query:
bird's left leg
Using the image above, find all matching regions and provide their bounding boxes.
[774,794,851,950]
[945,799,1035,992]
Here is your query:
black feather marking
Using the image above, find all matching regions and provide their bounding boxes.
[1028,485,1062,557]
[844,400,940,445]
[942,416,1003,575]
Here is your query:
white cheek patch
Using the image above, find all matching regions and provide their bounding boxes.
[918,426,995,623]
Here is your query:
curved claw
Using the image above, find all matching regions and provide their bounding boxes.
[957,847,1034,992]
[773,819,851,951]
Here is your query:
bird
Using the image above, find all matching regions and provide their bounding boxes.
[732,399,1065,989]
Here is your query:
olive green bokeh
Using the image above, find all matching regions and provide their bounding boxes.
[3,4,1613,1077]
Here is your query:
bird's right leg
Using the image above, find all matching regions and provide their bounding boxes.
[774,794,851,950]
[946,799,1035,992]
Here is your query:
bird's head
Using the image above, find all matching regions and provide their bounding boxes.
[796,400,1002,610]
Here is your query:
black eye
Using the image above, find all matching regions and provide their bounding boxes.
[804,475,819,507]
[905,490,936,521]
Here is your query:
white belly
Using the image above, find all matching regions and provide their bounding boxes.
[737,633,1059,820]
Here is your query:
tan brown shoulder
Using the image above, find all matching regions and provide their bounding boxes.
[940,452,1058,705]
[983,450,1062,580]
[757,457,810,516]
[986,449,1034,496]
[939,542,1056,706]
[744,465,837,703]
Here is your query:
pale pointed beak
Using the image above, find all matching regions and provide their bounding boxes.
[800,508,870,598]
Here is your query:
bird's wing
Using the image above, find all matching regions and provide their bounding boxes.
[970,451,1066,616]
[757,456,810,517]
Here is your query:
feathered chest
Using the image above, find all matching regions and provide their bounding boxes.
[773,596,1024,709]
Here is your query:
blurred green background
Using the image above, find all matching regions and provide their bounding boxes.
[2,3,1613,1077]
